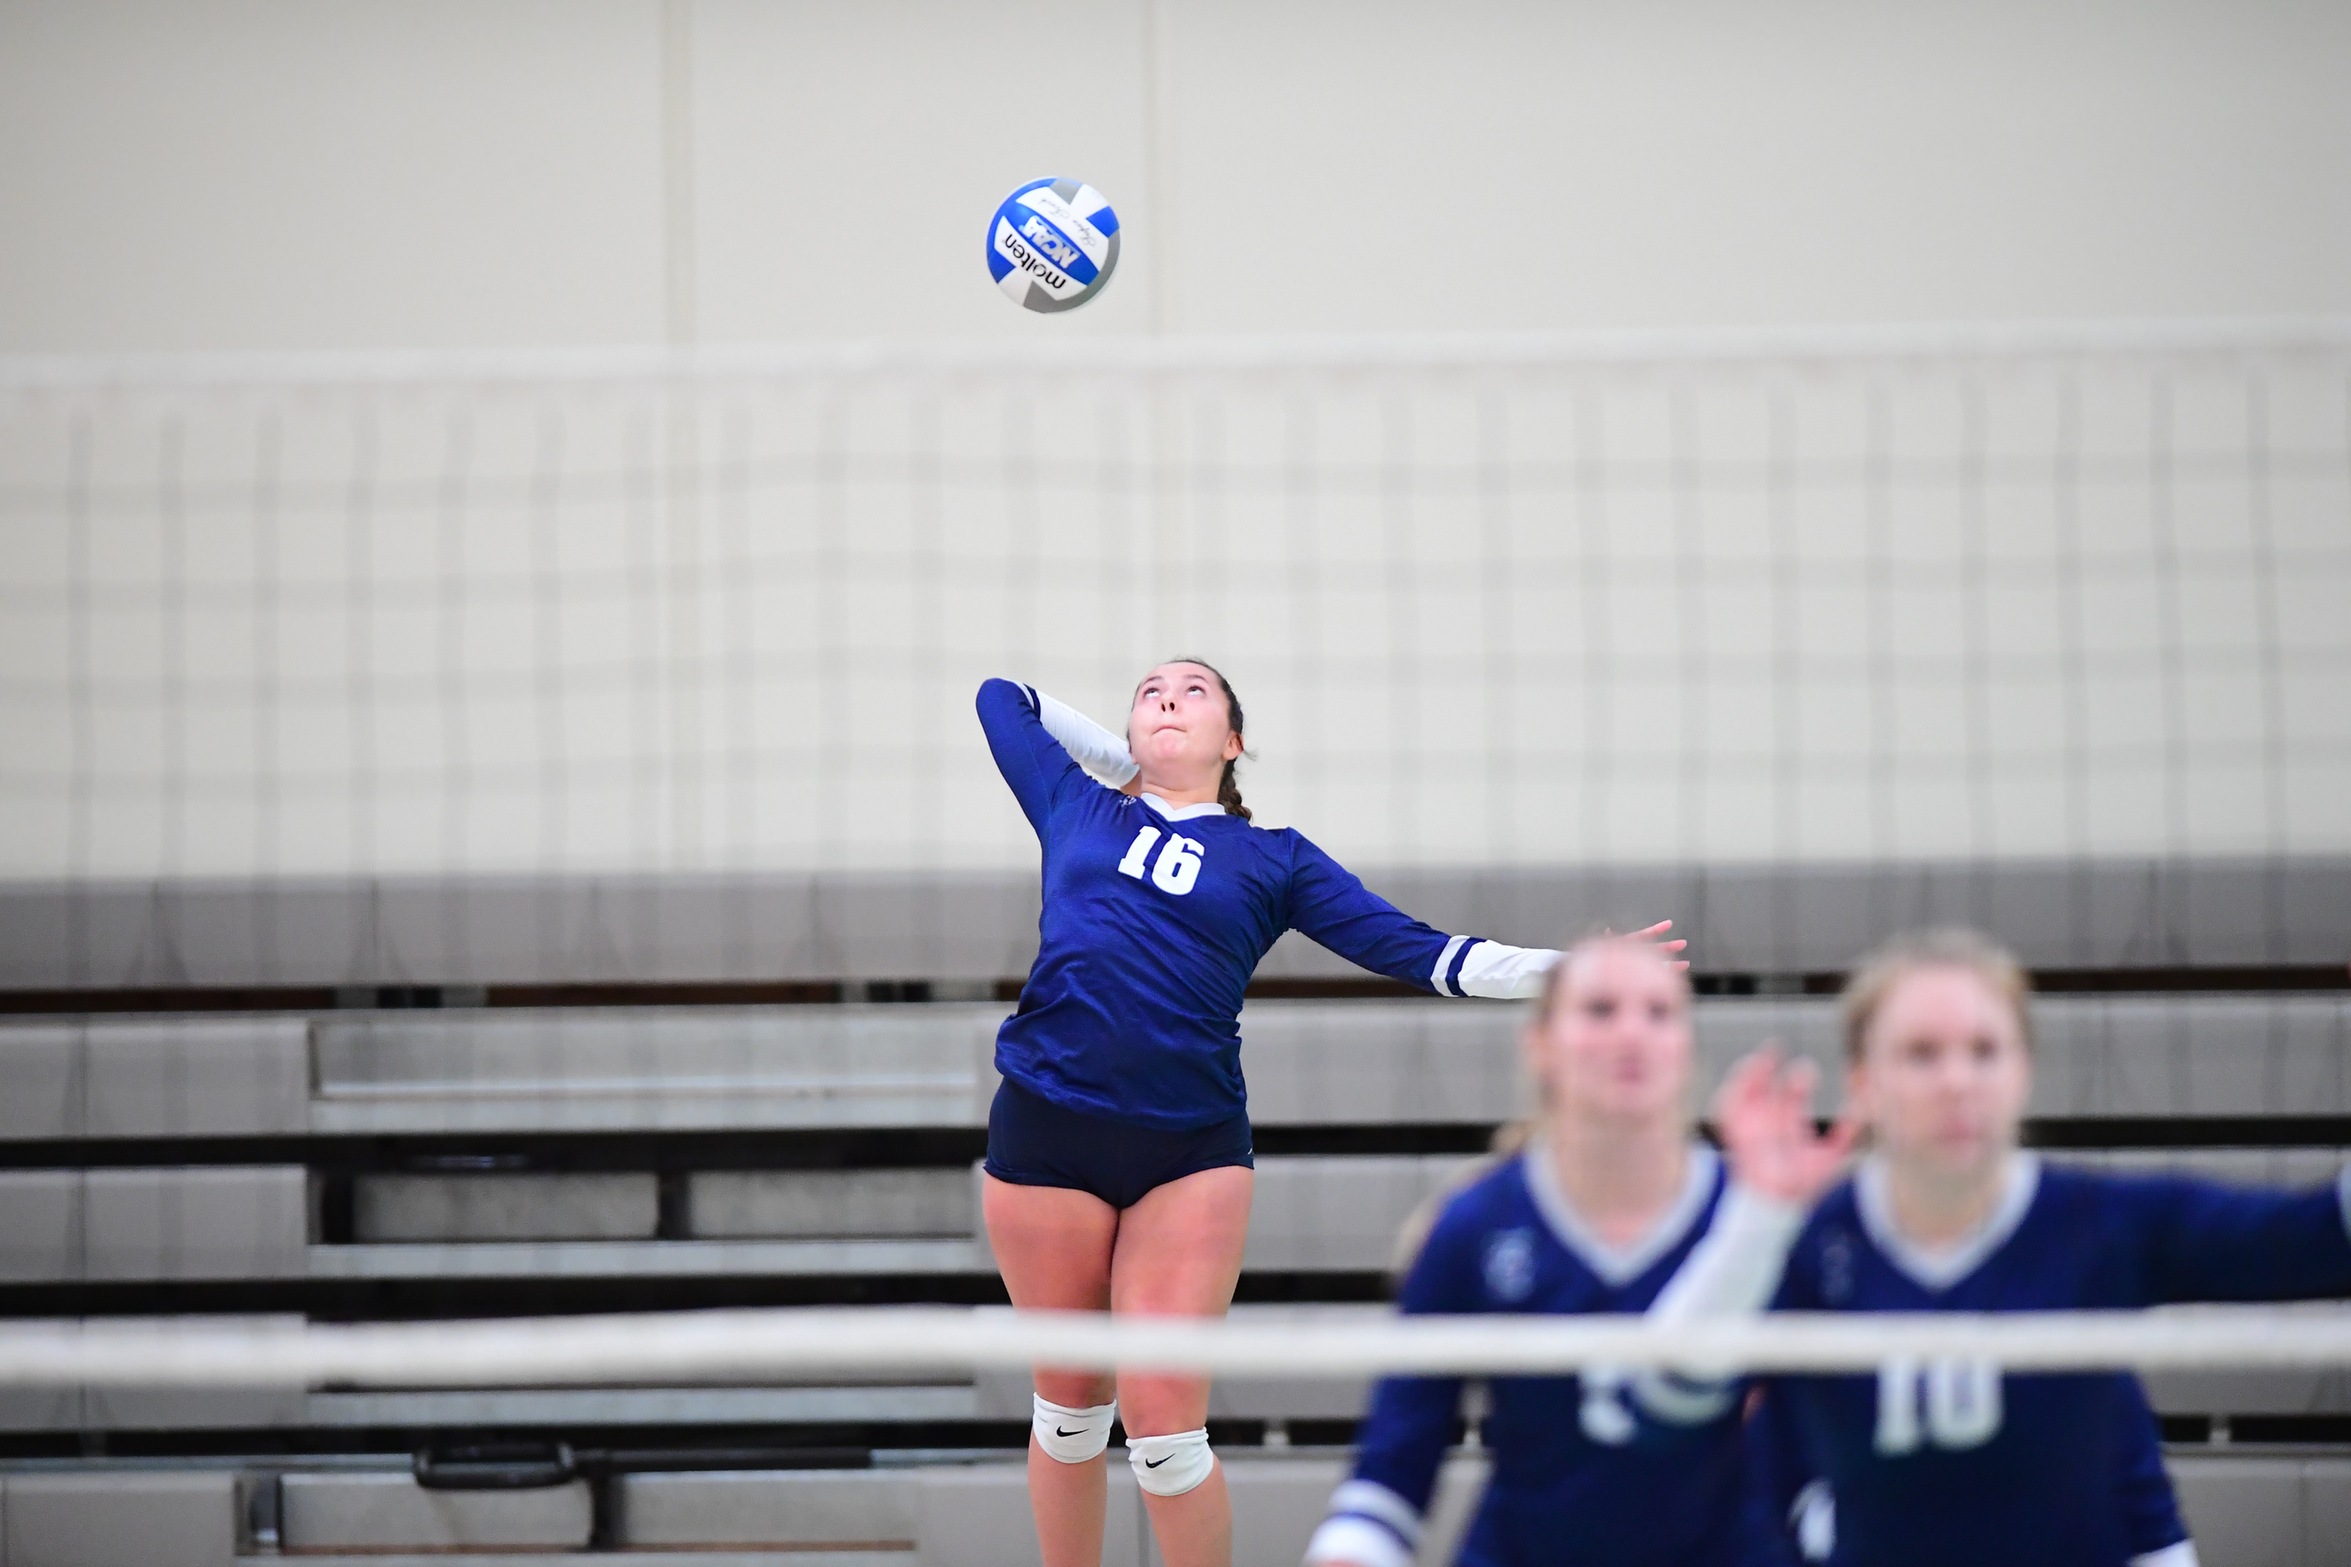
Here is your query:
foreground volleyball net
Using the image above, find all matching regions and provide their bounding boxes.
[7,1305,2351,1388]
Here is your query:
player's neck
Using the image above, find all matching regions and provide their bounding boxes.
[1135,771,1222,808]
[1882,1153,2016,1252]
[1544,1114,1688,1248]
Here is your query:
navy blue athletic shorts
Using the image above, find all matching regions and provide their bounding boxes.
[983,1077,1254,1211]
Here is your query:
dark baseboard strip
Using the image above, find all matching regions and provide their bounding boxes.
[0,964,2342,1016]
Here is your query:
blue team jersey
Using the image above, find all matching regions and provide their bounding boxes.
[1329,1144,1787,1567]
[979,678,1516,1129]
[1758,1157,2351,1567]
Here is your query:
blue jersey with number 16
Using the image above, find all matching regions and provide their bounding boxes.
[978,679,1549,1130]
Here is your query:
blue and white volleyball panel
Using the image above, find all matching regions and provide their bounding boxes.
[986,178,1121,313]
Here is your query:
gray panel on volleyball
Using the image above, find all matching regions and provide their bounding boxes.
[355,1173,658,1243]
[917,1462,1145,1567]
[693,1170,976,1239]
[3,1470,237,1567]
[312,1005,1000,1134]
[2171,1454,2305,1567]
[83,1166,307,1280]
[10,859,2347,992]
[278,1473,593,1553]
[621,1470,917,1550]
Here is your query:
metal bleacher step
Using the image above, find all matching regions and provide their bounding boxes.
[7,994,2348,1144]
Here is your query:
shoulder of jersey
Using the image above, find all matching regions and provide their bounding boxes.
[1796,1176,1865,1239]
[1429,1151,1536,1234]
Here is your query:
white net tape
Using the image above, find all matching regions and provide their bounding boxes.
[5,1305,2349,1388]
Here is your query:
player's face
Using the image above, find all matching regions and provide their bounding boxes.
[1527,942,1693,1126]
[1128,663,1242,780]
[1850,966,2031,1183]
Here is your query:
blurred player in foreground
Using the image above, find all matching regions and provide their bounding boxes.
[975,665,1675,1567]
[1670,928,2351,1567]
[1304,934,1807,1567]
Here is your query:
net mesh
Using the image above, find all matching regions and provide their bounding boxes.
[4,326,2346,915]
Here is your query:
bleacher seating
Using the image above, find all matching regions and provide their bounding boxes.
[2,992,2347,1564]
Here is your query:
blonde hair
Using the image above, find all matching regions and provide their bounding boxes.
[1840,927,2033,1064]
[1388,935,1689,1281]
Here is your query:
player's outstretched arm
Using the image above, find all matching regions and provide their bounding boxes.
[1281,834,1684,998]
[2131,1165,2351,1305]
[1631,1048,1857,1424]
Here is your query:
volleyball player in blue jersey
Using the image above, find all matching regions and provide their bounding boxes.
[1665,929,2351,1567]
[975,665,1673,1567]
[1302,934,1792,1567]
[1304,933,2194,1567]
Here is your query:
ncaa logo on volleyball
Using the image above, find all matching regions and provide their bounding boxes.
[987,178,1120,312]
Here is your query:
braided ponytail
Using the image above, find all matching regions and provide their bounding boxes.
[1171,656,1252,822]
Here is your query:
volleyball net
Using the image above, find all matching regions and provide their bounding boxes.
[7,1303,2351,1388]
[2,320,2349,988]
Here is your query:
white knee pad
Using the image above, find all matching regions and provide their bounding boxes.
[1032,1394,1117,1464]
[1127,1428,1214,1497]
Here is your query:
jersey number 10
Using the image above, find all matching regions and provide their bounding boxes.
[1117,825,1204,896]
[1874,1356,2002,1454]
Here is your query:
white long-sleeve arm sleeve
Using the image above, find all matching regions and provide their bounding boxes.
[1025,686,1139,787]
[1631,1183,1808,1425]
[1649,1183,1807,1324]
[1450,940,1562,1000]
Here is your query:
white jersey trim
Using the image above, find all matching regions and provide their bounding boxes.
[1856,1152,2042,1292]
[1140,792,1226,821]
[2133,1542,2200,1567]
[1521,1140,1721,1286]
[1304,1514,1413,1567]
[1431,935,1470,996]
[1325,1479,1423,1547]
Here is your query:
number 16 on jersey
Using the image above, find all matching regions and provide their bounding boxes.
[1117,825,1204,896]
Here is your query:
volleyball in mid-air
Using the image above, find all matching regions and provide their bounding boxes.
[986,178,1120,312]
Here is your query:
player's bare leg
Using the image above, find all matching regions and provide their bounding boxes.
[983,1176,1119,1567]
[1111,1165,1254,1567]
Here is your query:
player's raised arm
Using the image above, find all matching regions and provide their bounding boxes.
[974,677,1110,833]
[1028,687,1139,788]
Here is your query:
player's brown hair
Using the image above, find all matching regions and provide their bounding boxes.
[1149,657,1251,822]
[1839,927,2034,1063]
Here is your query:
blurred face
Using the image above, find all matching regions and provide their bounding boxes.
[1129,662,1242,783]
[1525,940,1693,1129]
[1849,966,2031,1186]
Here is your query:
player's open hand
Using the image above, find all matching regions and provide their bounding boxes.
[1712,1045,1858,1206]
[1607,919,1689,971]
